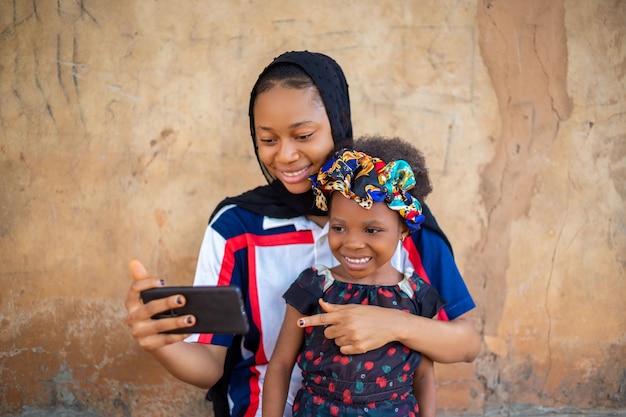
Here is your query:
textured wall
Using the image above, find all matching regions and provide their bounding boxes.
[1,0,624,416]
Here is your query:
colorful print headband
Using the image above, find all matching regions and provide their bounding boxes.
[310,149,425,232]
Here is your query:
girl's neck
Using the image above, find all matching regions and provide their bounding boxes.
[329,265,404,286]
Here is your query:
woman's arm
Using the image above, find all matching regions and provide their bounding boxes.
[298,300,480,363]
[263,305,304,417]
[124,259,227,388]
[398,311,480,363]
[413,355,436,417]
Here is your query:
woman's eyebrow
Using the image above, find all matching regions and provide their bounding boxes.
[289,120,315,128]
[256,120,315,131]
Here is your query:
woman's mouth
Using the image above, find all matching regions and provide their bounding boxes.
[278,166,311,183]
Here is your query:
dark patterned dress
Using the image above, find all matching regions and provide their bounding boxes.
[283,265,446,417]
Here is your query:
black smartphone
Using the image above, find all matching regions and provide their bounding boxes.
[140,286,249,334]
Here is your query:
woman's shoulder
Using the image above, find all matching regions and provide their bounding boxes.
[208,199,263,233]
[204,187,276,240]
[210,185,273,219]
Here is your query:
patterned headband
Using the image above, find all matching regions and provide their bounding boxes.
[310,149,425,232]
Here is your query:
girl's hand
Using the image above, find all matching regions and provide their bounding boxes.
[124,259,196,352]
[297,299,401,355]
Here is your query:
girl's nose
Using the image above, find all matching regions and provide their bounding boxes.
[344,232,365,249]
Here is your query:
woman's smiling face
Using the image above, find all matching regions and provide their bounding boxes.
[253,85,334,195]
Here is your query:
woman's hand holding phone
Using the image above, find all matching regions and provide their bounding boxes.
[124,259,195,352]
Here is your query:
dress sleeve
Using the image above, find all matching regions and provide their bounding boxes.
[414,279,448,319]
[283,267,325,315]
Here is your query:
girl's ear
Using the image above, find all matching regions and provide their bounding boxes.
[400,224,410,242]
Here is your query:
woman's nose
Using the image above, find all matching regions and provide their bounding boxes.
[276,140,299,163]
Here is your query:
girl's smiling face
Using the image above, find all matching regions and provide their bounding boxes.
[328,194,409,285]
[253,85,334,195]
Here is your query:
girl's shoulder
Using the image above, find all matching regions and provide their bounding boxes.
[404,269,447,317]
[292,265,332,292]
[296,265,327,282]
[405,269,432,292]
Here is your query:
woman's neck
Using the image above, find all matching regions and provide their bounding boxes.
[305,214,328,227]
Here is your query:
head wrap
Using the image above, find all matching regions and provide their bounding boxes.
[311,149,425,232]
[249,50,353,184]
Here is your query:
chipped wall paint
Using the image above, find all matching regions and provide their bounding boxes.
[0,0,624,415]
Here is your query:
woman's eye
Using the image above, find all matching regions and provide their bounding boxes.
[365,228,380,234]
[331,225,344,232]
[295,133,313,140]
[257,137,276,145]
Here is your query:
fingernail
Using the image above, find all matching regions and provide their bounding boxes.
[159,279,165,286]
[298,319,305,326]
[186,316,193,324]
[176,296,183,305]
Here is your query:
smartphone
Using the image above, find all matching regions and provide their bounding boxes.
[140,286,249,334]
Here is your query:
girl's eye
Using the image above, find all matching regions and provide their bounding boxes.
[330,225,345,232]
[365,228,381,234]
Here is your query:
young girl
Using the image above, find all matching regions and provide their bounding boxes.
[263,148,446,417]
[124,51,479,417]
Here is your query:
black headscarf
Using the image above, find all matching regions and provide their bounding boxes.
[211,51,353,220]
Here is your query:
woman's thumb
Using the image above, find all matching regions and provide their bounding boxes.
[318,298,336,312]
[129,259,148,280]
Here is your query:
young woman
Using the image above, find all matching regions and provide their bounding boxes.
[263,148,446,417]
[124,51,480,417]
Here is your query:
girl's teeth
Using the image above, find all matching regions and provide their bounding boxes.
[345,256,371,264]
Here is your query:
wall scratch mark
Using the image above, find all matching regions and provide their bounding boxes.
[79,0,98,25]
[56,33,71,103]
[71,28,87,131]
[33,45,56,123]
[32,0,39,21]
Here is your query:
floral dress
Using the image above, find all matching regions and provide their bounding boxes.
[283,265,446,417]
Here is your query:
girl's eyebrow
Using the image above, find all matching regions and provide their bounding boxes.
[362,220,385,227]
[330,216,384,227]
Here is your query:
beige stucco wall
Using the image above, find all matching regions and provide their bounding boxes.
[1,0,624,416]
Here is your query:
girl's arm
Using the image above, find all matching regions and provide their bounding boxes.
[263,305,304,417]
[298,301,480,363]
[125,259,227,388]
[413,355,436,417]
